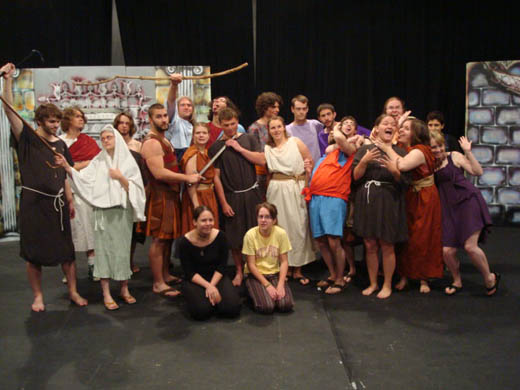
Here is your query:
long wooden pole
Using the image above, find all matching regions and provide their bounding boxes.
[0,95,59,155]
[76,62,249,86]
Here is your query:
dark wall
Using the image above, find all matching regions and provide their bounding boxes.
[1,0,516,136]
[0,0,112,67]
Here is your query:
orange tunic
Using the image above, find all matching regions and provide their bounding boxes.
[139,133,181,240]
[179,145,219,234]
[398,144,443,280]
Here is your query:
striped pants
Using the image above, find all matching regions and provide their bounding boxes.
[245,274,294,314]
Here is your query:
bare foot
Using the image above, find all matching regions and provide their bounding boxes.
[31,296,45,312]
[377,286,392,299]
[395,277,408,291]
[419,281,431,294]
[343,275,352,284]
[362,284,379,296]
[232,273,243,286]
[164,274,182,284]
[153,283,181,297]
[325,283,345,295]
[70,292,88,307]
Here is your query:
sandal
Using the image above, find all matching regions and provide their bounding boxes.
[325,283,347,295]
[104,301,119,311]
[316,279,334,288]
[154,287,181,298]
[486,272,501,296]
[445,284,463,296]
[119,294,137,304]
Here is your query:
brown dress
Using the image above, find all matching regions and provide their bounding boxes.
[179,145,219,234]
[18,125,75,265]
[139,133,181,240]
[398,144,443,280]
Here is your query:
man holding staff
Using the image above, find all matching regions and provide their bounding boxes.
[1,62,87,311]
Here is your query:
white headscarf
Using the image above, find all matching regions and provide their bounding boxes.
[69,125,146,222]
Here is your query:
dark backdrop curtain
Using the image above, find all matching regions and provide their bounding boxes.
[0,0,112,67]
[116,0,255,124]
[256,0,517,136]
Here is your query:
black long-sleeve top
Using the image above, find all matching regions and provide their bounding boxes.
[178,231,229,281]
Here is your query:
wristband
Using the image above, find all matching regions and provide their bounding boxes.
[264,282,271,288]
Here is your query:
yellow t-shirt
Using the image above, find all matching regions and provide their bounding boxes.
[242,225,292,275]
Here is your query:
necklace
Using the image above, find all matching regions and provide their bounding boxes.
[196,232,210,256]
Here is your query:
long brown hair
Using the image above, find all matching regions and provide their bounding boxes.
[265,116,289,147]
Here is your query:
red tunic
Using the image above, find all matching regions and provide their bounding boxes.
[140,133,181,239]
[398,144,443,280]
[179,145,219,234]
[68,133,100,162]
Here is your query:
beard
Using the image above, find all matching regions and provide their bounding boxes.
[151,118,168,133]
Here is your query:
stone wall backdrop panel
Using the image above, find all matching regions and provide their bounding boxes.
[466,61,520,226]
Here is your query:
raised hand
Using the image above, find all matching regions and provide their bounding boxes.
[0,63,15,79]
[459,136,472,153]
[169,73,183,85]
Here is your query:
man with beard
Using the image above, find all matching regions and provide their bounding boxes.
[113,111,141,152]
[1,62,88,312]
[209,107,265,286]
[316,103,339,157]
[140,103,201,297]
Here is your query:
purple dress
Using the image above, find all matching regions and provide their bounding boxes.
[434,154,491,248]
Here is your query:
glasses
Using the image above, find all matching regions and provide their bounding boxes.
[258,215,272,220]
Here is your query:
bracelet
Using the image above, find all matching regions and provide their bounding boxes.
[264,282,271,288]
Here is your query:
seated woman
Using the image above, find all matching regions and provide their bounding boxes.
[55,125,146,310]
[242,202,294,313]
[180,123,222,234]
[375,118,443,293]
[430,132,500,296]
[178,206,241,320]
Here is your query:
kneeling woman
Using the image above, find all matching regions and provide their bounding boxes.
[56,125,146,310]
[178,206,241,320]
[242,202,294,314]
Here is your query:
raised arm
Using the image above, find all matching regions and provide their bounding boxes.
[141,138,201,184]
[332,126,357,156]
[1,63,23,141]
[166,73,182,121]
[451,137,483,176]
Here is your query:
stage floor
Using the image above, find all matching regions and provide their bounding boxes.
[1,227,519,389]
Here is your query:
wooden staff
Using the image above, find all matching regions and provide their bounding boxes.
[76,62,249,86]
[0,95,59,156]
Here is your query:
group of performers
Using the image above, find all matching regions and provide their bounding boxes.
[0,62,500,319]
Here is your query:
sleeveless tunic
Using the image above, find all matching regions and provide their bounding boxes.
[140,133,181,239]
[265,138,314,267]
[179,145,219,234]
[434,154,491,247]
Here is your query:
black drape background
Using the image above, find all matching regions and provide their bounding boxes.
[115,0,255,122]
[256,0,517,135]
[0,0,112,67]
[1,0,517,136]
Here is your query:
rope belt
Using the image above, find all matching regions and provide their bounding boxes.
[364,180,392,204]
[233,181,259,193]
[411,175,434,192]
[271,172,306,181]
[22,186,65,231]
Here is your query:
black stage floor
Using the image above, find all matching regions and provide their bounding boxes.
[1,227,519,390]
